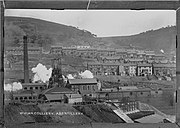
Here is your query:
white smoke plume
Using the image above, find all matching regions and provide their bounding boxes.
[79,70,94,78]
[32,63,52,83]
[160,49,164,53]
[67,74,75,79]
[4,82,22,91]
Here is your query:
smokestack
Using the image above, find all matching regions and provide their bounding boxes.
[23,35,29,83]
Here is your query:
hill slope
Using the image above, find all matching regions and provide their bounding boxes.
[100,26,176,54]
[5,16,176,54]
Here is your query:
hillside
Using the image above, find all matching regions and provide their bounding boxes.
[5,16,176,54]
[100,26,176,54]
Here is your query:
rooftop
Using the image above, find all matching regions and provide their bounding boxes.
[138,63,152,67]
[22,83,46,87]
[68,78,97,85]
[42,87,73,94]
[153,63,176,68]
[125,58,143,62]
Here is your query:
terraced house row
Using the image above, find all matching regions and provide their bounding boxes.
[5,46,175,62]
[87,62,176,77]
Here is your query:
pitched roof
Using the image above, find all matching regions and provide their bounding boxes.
[43,87,73,94]
[88,62,102,65]
[13,90,38,97]
[65,93,82,99]
[153,64,176,68]
[138,63,152,67]
[68,78,97,85]
[102,63,122,66]
[22,83,46,87]
[115,49,126,53]
[103,56,121,60]
[125,58,143,62]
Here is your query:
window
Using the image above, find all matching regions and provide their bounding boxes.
[24,87,27,90]
[30,87,33,90]
[29,97,32,100]
[35,87,38,90]
[130,92,133,95]
[15,97,18,100]
[87,86,90,90]
[83,85,86,90]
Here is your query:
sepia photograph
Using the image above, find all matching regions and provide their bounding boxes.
[3,9,176,127]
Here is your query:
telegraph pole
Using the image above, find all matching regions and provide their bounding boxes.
[0,1,4,128]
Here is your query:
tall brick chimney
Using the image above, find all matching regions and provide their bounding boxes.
[23,35,29,83]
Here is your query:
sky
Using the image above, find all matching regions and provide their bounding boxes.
[5,9,176,37]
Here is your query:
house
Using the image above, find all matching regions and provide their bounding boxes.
[102,63,120,75]
[154,54,166,61]
[136,50,146,59]
[125,58,144,64]
[101,56,123,63]
[126,49,137,58]
[115,49,127,58]
[153,63,176,76]
[137,64,153,76]
[145,50,155,59]
[87,62,103,75]
[50,46,63,54]
[67,78,99,96]
[129,64,137,76]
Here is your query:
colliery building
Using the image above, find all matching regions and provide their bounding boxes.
[66,78,100,97]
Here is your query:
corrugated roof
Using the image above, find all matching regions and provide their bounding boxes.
[68,78,97,85]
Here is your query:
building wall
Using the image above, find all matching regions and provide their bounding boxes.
[138,66,152,76]
[68,97,82,103]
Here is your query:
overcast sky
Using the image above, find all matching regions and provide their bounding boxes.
[5,9,175,37]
